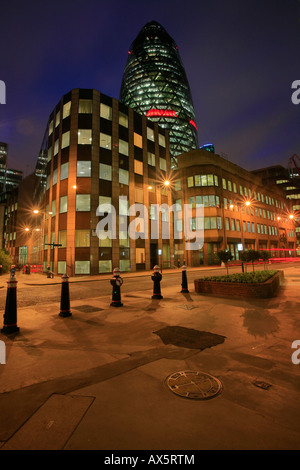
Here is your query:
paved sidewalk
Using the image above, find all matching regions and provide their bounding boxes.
[0,264,300,450]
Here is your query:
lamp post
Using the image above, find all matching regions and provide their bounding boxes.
[44,242,62,273]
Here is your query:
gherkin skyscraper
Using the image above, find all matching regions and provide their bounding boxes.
[120,21,198,168]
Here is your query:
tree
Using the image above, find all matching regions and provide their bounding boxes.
[246,249,260,272]
[239,251,249,273]
[259,250,271,270]
[0,250,12,273]
[217,250,233,276]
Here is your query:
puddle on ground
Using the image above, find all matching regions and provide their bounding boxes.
[241,309,280,338]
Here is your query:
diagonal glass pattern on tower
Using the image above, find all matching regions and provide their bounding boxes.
[120,21,198,168]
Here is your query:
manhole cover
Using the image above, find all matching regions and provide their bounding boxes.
[166,370,222,400]
[72,305,104,313]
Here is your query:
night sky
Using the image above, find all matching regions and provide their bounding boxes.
[0,0,299,175]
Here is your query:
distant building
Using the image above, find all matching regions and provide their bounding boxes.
[120,21,198,168]
[252,164,300,247]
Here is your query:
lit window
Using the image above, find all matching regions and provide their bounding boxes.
[75,261,90,274]
[100,132,111,149]
[55,111,60,128]
[75,230,90,247]
[63,102,71,119]
[187,176,194,187]
[77,161,91,177]
[147,152,155,166]
[99,260,112,273]
[59,196,68,214]
[79,99,93,114]
[147,127,155,141]
[134,159,143,175]
[54,139,59,155]
[159,158,166,171]
[119,139,129,156]
[100,103,112,120]
[57,261,67,274]
[53,169,58,186]
[159,134,166,147]
[78,129,92,145]
[119,168,129,185]
[58,231,67,247]
[60,162,69,180]
[48,120,53,136]
[51,200,56,216]
[61,131,70,149]
[119,112,128,128]
[99,163,112,181]
[134,133,143,148]
[76,194,91,211]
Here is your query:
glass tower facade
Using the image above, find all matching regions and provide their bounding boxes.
[120,21,198,168]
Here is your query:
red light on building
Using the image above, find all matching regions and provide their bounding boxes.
[146,109,178,118]
[189,119,197,130]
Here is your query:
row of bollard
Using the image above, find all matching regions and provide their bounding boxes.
[1,265,189,334]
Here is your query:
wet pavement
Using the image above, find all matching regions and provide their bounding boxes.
[0,263,300,450]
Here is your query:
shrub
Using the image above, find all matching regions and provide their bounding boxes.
[199,270,278,284]
[0,250,12,273]
[217,250,233,275]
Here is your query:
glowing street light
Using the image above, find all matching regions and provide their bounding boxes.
[164,180,170,187]
[245,200,251,207]
[289,214,294,220]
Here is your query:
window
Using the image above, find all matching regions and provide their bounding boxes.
[58,231,67,248]
[99,260,112,273]
[54,139,59,155]
[51,200,56,216]
[75,230,90,247]
[148,152,155,166]
[119,197,128,215]
[119,112,128,128]
[63,101,71,119]
[236,220,240,231]
[76,194,91,211]
[119,139,128,156]
[247,222,251,232]
[231,219,235,231]
[134,160,143,175]
[174,180,181,191]
[134,133,143,148]
[57,261,67,274]
[147,127,155,141]
[61,131,70,149]
[79,99,92,114]
[59,196,68,214]
[60,162,69,180]
[159,158,166,171]
[99,163,112,181]
[252,222,255,233]
[77,161,91,177]
[207,175,214,186]
[119,168,129,185]
[228,181,232,191]
[49,120,53,136]
[257,224,260,234]
[225,218,230,230]
[159,134,166,147]
[100,133,111,149]
[55,111,60,128]
[75,261,90,274]
[233,182,237,193]
[222,178,227,190]
[187,176,194,187]
[53,168,57,186]
[78,129,92,145]
[100,103,112,120]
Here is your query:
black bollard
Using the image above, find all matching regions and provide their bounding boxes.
[1,272,19,334]
[59,274,72,317]
[180,265,189,293]
[47,265,51,279]
[151,265,163,299]
[110,267,123,307]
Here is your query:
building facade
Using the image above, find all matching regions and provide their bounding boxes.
[173,150,297,266]
[120,21,198,168]
[40,88,172,276]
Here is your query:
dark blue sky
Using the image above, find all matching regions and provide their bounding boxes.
[0,0,299,175]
